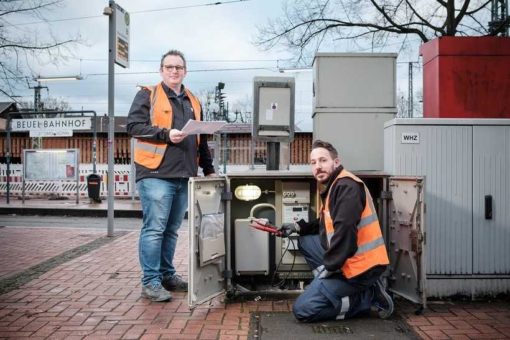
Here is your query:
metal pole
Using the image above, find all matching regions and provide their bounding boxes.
[505,0,509,36]
[6,117,11,204]
[130,137,136,201]
[222,133,227,174]
[33,86,41,149]
[76,151,80,204]
[107,0,116,237]
[250,135,255,170]
[408,62,414,118]
[32,84,46,149]
[92,111,97,174]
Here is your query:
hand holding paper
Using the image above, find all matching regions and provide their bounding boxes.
[169,128,186,143]
[181,120,227,135]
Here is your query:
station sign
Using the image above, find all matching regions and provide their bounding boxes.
[115,3,130,68]
[11,117,92,137]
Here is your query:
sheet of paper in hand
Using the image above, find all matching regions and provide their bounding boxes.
[181,120,227,135]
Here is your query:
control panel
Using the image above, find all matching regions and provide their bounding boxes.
[281,181,310,223]
[280,182,310,265]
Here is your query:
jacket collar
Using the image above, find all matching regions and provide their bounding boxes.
[320,164,344,200]
[161,82,186,99]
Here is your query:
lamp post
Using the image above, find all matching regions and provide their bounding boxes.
[27,81,47,148]
[104,0,116,237]
[35,75,83,82]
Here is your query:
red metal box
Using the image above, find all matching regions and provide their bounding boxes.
[420,36,510,118]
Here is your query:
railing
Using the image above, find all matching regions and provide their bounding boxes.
[0,164,132,199]
[1,134,312,165]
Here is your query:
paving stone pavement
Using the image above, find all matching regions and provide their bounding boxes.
[0,227,104,280]
[0,228,289,339]
[0,226,509,339]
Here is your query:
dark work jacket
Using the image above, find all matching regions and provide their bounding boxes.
[126,82,215,181]
[299,165,386,279]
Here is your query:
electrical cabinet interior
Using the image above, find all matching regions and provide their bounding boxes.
[230,176,317,282]
[188,171,424,308]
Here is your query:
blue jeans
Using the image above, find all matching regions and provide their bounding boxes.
[137,178,188,286]
[293,234,382,322]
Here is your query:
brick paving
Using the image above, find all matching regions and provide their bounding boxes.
[0,228,291,339]
[0,227,103,280]
[401,301,510,339]
[0,226,509,339]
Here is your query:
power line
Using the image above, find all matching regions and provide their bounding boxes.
[74,57,288,63]
[85,66,276,77]
[7,0,251,27]
[0,66,279,82]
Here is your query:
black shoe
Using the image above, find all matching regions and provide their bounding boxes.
[162,274,188,292]
[371,279,394,319]
[141,283,172,302]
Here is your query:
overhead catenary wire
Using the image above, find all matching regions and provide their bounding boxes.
[6,0,252,27]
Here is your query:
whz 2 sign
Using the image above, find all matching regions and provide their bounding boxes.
[401,132,420,144]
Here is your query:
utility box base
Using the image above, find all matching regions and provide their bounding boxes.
[420,37,510,118]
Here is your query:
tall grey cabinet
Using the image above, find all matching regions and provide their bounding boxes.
[313,53,397,171]
[384,118,510,297]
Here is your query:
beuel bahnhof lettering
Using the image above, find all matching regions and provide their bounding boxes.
[11,118,92,131]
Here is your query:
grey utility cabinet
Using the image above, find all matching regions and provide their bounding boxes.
[313,53,397,171]
[384,118,510,297]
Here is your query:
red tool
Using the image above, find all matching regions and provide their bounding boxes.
[249,218,282,237]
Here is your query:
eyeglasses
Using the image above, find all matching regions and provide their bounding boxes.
[163,65,185,71]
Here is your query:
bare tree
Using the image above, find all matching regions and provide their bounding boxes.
[0,0,78,99]
[196,89,217,121]
[257,0,502,61]
[397,89,422,118]
[231,94,252,123]
[19,96,72,112]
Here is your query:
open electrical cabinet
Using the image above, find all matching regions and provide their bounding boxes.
[188,172,426,309]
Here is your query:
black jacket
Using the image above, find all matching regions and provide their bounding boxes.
[126,82,215,181]
[299,165,366,272]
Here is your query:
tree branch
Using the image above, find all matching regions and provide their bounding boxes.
[370,0,429,41]
[255,0,493,61]
[453,0,471,28]
[465,0,491,15]
[405,0,444,34]
[0,40,73,50]
[0,0,61,17]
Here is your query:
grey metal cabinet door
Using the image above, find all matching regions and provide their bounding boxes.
[388,176,426,307]
[473,126,510,275]
[188,177,227,308]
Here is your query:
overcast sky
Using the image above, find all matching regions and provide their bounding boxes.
[2,0,421,131]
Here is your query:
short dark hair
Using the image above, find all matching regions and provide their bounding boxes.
[160,50,186,68]
[312,139,338,159]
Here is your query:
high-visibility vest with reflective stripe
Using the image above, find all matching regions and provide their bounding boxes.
[322,169,389,278]
[133,83,201,169]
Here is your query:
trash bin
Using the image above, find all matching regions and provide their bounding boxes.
[87,174,101,202]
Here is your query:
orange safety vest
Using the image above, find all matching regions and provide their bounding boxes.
[133,83,201,169]
[322,169,389,278]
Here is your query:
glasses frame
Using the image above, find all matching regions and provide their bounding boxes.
[162,65,186,72]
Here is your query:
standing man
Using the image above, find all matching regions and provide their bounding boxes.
[279,140,393,322]
[127,50,215,302]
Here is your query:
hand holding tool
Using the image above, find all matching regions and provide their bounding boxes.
[249,218,283,237]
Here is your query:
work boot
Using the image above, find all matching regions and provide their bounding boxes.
[162,274,188,292]
[141,282,172,302]
[371,279,394,319]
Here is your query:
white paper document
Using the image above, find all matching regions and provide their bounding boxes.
[181,120,227,135]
